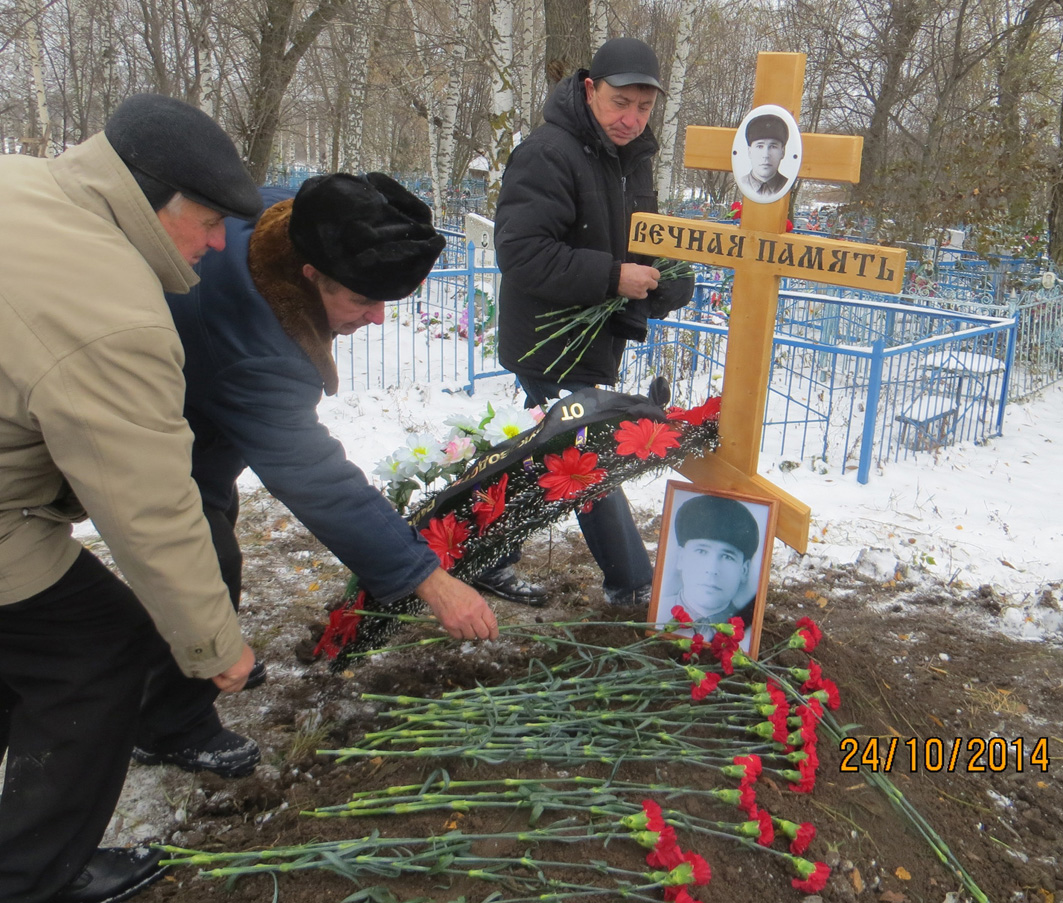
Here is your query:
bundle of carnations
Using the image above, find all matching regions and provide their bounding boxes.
[315,385,721,668]
[161,612,844,902]
[165,610,988,903]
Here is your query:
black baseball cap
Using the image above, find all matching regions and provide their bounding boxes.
[588,37,665,93]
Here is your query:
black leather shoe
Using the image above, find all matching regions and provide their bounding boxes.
[243,658,267,690]
[472,566,548,606]
[132,728,260,778]
[604,584,653,608]
[50,846,166,903]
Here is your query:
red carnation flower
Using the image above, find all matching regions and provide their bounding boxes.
[614,418,682,460]
[791,861,831,893]
[420,512,471,570]
[788,748,819,793]
[790,616,823,652]
[471,473,507,531]
[756,809,774,846]
[665,396,721,426]
[642,799,667,832]
[671,605,694,625]
[312,591,366,659]
[691,672,721,701]
[733,753,762,784]
[684,850,712,885]
[791,822,816,855]
[538,446,605,501]
[681,632,705,662]
[738,783,758,817]
[647,836,684,870]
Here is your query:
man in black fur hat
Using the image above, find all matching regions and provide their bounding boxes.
[0,94,259,903]
[158,174,498,733]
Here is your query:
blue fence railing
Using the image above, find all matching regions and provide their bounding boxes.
[334,239,1061,482]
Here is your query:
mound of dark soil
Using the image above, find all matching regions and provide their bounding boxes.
[132,490,1062,903]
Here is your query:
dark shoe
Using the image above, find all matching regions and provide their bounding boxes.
[243,658,267,690]
[604,583,653,608]
[50,846,166,903]
[472,565,548,607]
[132,728,260,778]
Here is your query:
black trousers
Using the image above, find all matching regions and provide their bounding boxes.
[0,550,156,903]
[136,493,243,752]
[497,375,654,594]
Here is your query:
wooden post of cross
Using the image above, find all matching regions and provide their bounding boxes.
[630,52,907,554]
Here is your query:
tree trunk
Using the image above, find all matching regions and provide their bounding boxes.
[856,0,925,203]
[654,0,699,207]
[1048,75,1063,268]
[19,0,53,156]
[486,0,516,215]
[244,0,353,183]
[544,0,589,85]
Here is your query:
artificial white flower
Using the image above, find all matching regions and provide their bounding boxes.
[394,432,444,475]
[372,455,407,484]
[482,405,537,445]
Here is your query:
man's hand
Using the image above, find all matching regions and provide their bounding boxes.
[212,641,256,693]
[618,262,660,299]
[417,568,499,640]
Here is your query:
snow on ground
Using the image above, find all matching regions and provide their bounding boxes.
[289,375,1063,642]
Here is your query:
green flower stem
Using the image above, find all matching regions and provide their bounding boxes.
[741,658,990,903]
[518,257,693,380]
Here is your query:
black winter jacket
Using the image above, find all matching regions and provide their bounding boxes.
[495,70,690,385]
[165,187,440,604]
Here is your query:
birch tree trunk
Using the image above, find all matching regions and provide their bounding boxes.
[486,0,515,214]
[589,0,608,50]
[406,0,443,222]
[435,0,472,219]
[654,0,699,206]
[340,0,371,171]
[19,0,53,156]
[517,0,537,131]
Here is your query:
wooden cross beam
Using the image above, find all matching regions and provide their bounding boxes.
[630,52,907,554]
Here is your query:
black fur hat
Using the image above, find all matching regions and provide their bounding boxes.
[289,172,446,301]
[105,94,261,220]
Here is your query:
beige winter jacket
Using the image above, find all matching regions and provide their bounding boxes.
[0,132,244,679]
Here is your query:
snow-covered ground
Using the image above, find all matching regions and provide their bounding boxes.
[299,374,1063,642]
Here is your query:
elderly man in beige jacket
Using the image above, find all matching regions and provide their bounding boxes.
[0,95,260,903]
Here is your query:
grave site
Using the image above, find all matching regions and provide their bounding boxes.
[70,53,1060,903]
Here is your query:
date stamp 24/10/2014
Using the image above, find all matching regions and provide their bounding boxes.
[839,736,1050,774]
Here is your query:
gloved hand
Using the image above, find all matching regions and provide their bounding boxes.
[646,272,696,319]
[607,297,651,341]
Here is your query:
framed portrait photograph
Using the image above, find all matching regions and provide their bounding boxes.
[648,481,779,659]
[730,103,802,205]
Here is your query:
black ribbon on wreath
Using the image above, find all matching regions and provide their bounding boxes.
[317,384,722,669]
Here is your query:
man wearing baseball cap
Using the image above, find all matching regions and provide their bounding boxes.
[0,94,260,903]
[491,37,694,609]
[154,173,497,737]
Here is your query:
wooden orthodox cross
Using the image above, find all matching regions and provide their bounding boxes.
[630,53,907,554]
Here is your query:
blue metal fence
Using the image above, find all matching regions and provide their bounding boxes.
[334,238,1060,483]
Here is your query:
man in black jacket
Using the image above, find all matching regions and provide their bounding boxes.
[487,37,694,607]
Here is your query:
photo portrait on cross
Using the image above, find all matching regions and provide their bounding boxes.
[731,103,802,205]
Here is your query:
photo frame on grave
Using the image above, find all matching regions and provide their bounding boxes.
[730,104,802,205]
[648,481,778,659]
